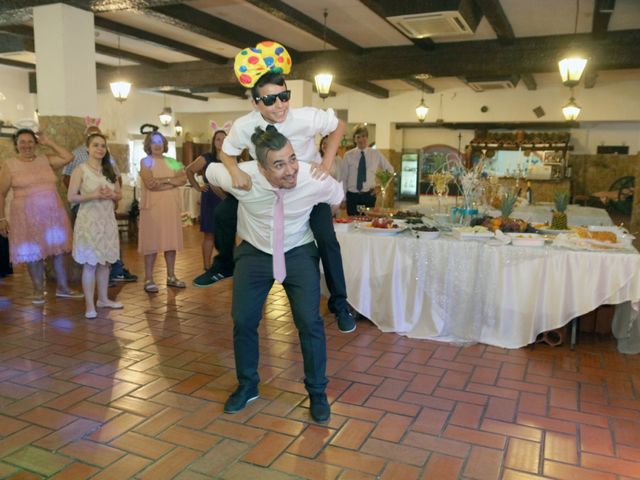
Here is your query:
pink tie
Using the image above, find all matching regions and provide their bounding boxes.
[272,189,286,283]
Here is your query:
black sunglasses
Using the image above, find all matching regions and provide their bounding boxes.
[254,90,291,107]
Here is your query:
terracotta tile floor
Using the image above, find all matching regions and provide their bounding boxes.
[1,225,639,479]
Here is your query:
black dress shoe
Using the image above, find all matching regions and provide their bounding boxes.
[224,385,259,414]
[309,393,331,423]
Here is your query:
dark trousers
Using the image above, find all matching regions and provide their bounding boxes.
[211,195,238,276]
[232,241,328,395]
[346,191,376,216]
[212,198,348,314]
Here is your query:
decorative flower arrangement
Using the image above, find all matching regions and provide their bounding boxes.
[375,169,396,208]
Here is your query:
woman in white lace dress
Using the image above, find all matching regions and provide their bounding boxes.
[67,133,122,318]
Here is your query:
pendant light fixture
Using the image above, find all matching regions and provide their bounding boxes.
[175,120,183,136]
[110,36,132,102]
[415,88,429,122]
[562,92,581,121]
[558,0,587,87]
[158,95,172,126]
[314,9,333,99]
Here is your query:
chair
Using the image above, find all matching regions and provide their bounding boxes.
[576,176,634,216]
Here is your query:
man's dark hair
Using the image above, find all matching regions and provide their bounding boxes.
[251,125,288,167]
[251,71,287,100]
[353,124,369,139]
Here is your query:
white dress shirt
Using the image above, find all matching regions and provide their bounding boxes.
[206,161,344,254]
[221,107,339,164]
[340,147,394,193]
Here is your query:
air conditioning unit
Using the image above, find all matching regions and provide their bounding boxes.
[387,11,474,38]
[466,79,518,92]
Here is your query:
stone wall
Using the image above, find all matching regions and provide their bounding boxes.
[569,153,638,198]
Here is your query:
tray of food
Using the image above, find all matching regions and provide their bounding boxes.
[360,217,406,235]
[411,225,440,239]
[452,226,494,240]
[333,217,356,232]
[507,232,545,247]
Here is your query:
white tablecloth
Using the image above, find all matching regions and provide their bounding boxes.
[329,229,640,351]
[180,186,200,220]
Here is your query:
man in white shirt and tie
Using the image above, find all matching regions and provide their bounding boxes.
[341,125,395,216]
[207,125,344,424]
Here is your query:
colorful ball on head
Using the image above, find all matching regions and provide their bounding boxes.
[233,40,292,88]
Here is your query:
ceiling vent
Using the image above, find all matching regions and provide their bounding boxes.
[387,11,474,38]
[466,79,518,92]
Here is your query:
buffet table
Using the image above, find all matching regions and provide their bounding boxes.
[410,197,613,226]
[330,228,640,352]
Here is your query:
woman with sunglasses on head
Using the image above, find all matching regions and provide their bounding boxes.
[205,41,356,334]
[185,129,228,287]
[0,129,83,304]
[138,131,187,293]
[67,133,123,318]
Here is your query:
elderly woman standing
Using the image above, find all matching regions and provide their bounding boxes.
[0,128,82,304]
[138,131,187,293]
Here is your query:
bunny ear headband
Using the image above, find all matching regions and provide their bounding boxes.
[210,121,233,134]
[84,116,101,127]
[234,40,292,88]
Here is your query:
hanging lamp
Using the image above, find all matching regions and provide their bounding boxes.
[110,36,132,102]
[415,87,429,122]
[558,0,587,87]
[314,9,333,99]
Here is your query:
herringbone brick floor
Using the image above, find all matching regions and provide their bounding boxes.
[0,225,639,479]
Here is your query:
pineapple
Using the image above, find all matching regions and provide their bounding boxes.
[551,191,570,230]
[500,191,518,220]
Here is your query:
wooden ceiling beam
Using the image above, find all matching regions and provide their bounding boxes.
[592,0,615,37]
[474,0,515,44]
[94,16,227,64]
[246,0,362,54]
[1,24,169,68]
[403,77,435,94]
[335,79,389,99]
[95,30,640,94]
[146,4,267,52]
[160,89,208,102]
[0,56,33,69]
[521,73,537,90]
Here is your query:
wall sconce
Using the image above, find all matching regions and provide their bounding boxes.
[175,120,183,136]
[110,36,132,102]
[314,9,333,99]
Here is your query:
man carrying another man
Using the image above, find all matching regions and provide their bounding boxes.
[202,41,356,334]
[207,125,344,423]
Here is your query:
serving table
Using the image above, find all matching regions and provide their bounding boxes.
[409,197,613,227]
[329,228,640,352]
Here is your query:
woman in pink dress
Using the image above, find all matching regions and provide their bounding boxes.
[138,131,187,293]
[0,129,83,304]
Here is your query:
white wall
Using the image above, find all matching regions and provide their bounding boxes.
[0,68,37,126]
